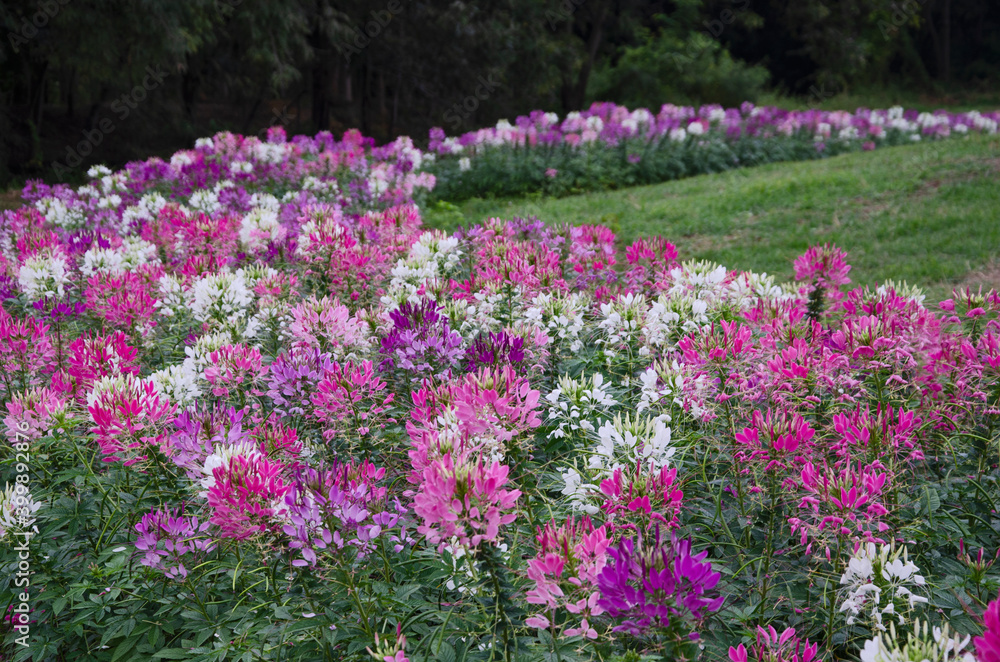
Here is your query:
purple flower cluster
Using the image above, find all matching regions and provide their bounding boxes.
[169,406,250,482]
[379,299,464,377]
[282,462,410,567]
[597,528,724,637]
[464,331,525,372]
[265,349,337,417]
[134,507,215,579]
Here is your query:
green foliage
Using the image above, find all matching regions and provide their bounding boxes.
[588,7,770,109]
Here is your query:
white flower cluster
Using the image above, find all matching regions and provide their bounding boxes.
[840,542,928,631]
[522,292,588,352]
[239,194,285,254]
[190,270,254,324]
[251,141,290,164]
[860,620,975,662]
[546,373,617,440]
[149,363,203,409]
[598,293,646,361]
[594,413,674,472]
[187,180,235,216]
[80,237,159,277]
[561,412,674,514]
[301,175,340,199]
[382,231,463,306]
[0,482,40,540]
[121,191,170,229]
[447,289,514,338]
[636,366,674,415]
[18,253,70,300]
[35,197,87,230]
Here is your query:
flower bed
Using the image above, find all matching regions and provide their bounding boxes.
[0,127,998,661]
[425,102,1000,201]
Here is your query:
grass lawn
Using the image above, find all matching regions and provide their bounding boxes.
[425,134,1000,301]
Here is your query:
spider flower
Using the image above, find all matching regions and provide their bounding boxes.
[206,454,289,539]
[974,590,1000,662]
[133,506,215,580]
[411,449,520,552]
[596,528,723,638]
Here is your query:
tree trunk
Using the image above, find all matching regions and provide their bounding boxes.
[572,1,609,110]
[942,0,951,82]
[312,62,329,131]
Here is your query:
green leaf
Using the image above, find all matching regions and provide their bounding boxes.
[111,636,139,662]
[432,641,456,662]
[923,486,941,514]
[152,649,193,659]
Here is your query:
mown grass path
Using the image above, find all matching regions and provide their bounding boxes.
[426,135,1000,300]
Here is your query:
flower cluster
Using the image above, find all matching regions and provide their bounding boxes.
[6,119,1000,662]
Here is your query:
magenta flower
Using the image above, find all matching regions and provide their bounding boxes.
[311,359,395,440]
[205,344,265,398]
[596,528,724,638]
[599,462,684,533]
[793,244,851,289]
[729,625,822,662]
[206,454,289,539]
[88,374,177,465]
[976,590,1000,662]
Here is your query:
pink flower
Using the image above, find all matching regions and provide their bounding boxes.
[207,454,289,539]
[794,244,851,288]
[205,344,264,398]
[976,590,1000,662]
[525,614,550,629]
[411,450,520,551]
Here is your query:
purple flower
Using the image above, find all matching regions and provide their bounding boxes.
[133,506,215,579]
[379,299,465,378]
[464,331,524,372]
[597,528,724,638]
[283,462,411,567]
[265,349,337,417]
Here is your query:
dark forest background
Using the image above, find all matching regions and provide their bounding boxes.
[1,0,998,185]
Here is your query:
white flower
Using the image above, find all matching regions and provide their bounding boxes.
[149,362,203,409]
[189,270,254,325]
[239,206,285,254]
[458,157,472,171]
[0,482,41,539]
[18,253,70,300]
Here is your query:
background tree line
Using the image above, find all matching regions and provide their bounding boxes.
[1,0,997,185]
